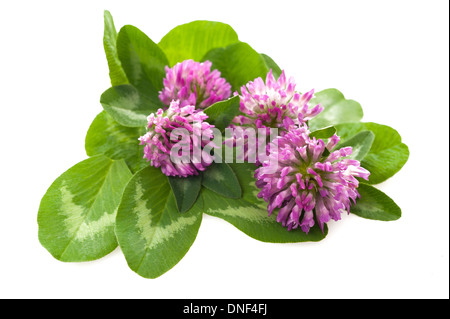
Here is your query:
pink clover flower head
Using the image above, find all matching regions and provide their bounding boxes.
[236,69,323,134]
[254,129,370,233]
[139,100,216,177]
[159,59,232,109]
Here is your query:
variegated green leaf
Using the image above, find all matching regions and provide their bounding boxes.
[100,84,157,127]
[38,155,132,262]
[85,111,147,173]
[115,166,203,278]
[203,163,327,243]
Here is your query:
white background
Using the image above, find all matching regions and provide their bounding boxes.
[0,0,448,299]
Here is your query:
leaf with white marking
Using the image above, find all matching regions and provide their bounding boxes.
[85,111,147,173]
[202,163,327,243]
[38,155,132,261]
[100,84,158,127]
[115,166,203,278]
